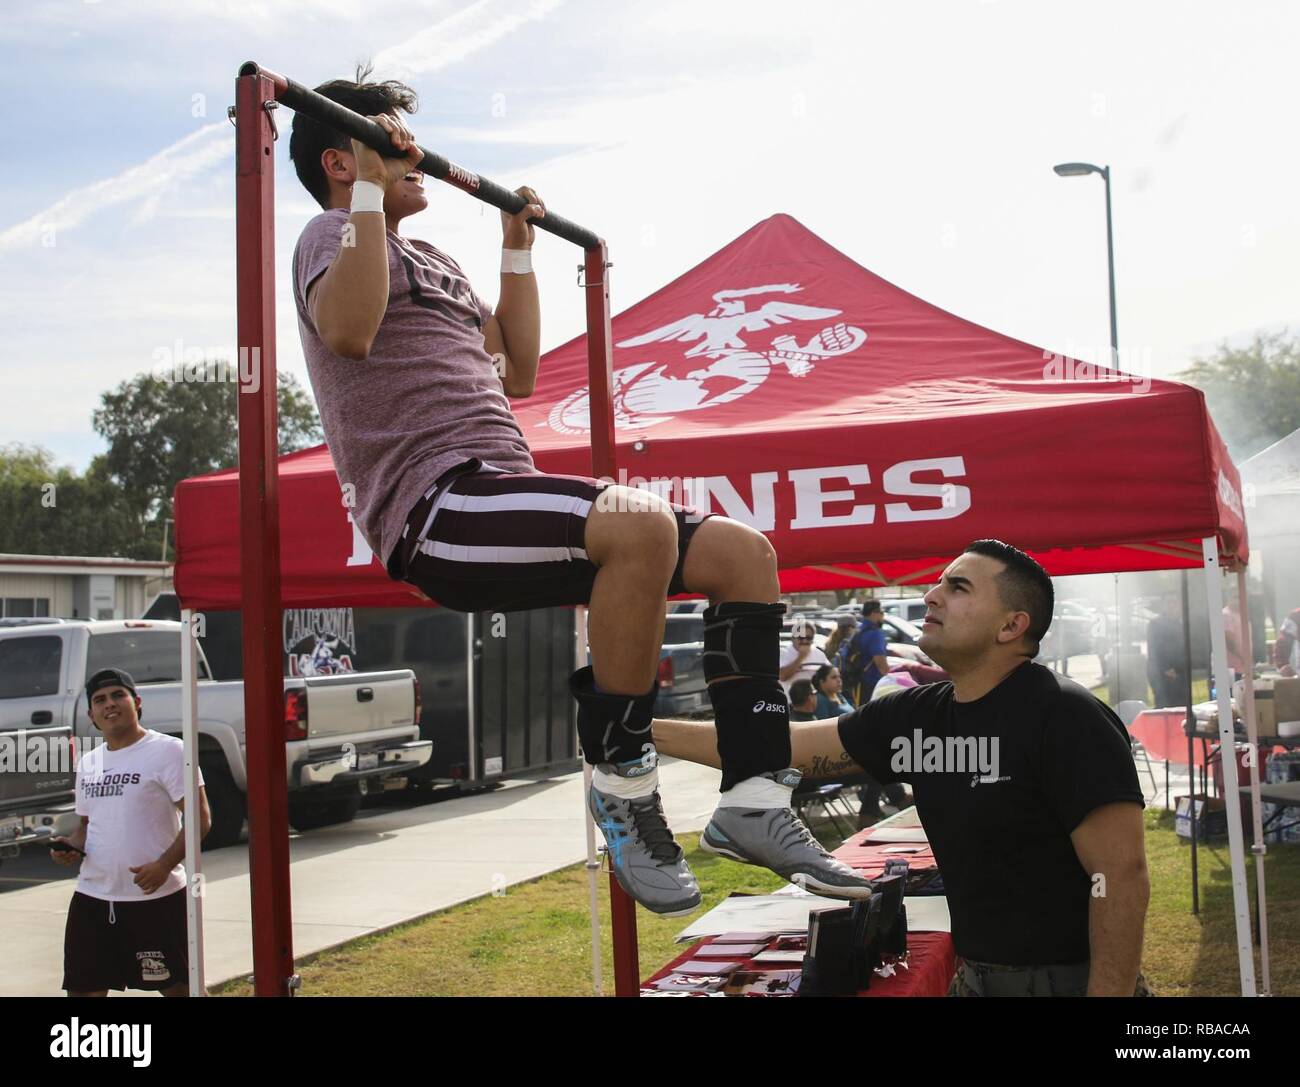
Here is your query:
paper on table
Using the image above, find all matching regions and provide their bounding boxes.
[864,828,929,843]
[674,893,848,942]
[752,949,806,963]
[881,845,924,853]
[903,895,951,933]
[676,959,741,975]
[695,942,767,958]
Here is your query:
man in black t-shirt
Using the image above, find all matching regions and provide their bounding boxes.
[654,539,1151,997]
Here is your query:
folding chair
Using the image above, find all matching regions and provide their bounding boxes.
[792,782,857,840]
[1117,699,1158,801]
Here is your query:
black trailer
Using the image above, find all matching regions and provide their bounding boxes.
[143,594,578,787]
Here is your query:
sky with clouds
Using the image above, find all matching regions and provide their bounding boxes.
[2,0,1296,472]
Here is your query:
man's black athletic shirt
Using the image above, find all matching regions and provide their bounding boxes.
[837,660,1144,965]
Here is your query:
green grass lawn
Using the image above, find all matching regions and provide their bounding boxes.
[214,832,794,997]
[214,811,1298,997]
[1142,808,1299,996]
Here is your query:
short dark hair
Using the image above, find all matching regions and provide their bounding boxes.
[861,598,883,617]
[811,663,834,692]
[289,64,419,209]
[789,679,815,706]
[962,539,1054,655]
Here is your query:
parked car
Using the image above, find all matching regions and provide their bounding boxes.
[881,599,929,625]
[655,614,709,716]
[669,600,709,615]
[880,614,926,647]
[0,620,430,855]
[0,617,81,628]
[1039,601,1098,661]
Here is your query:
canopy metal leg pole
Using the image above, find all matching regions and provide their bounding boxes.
[1236,569,1271,995]
[1202,538,1257,996]
[1182,571,1199,914]
[181,609,206,996]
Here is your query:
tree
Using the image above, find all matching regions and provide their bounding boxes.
[0,445,142,558]
[1177,331,1300,460]
[91,362,322,551]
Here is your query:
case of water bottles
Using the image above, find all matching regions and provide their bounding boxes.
[1263,752,1300,844]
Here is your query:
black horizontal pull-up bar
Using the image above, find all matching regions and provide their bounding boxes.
[239,61,603,251]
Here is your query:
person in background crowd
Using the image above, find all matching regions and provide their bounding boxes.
[840,600,891,705]
[811,663,854,718]
[779,617,831,695]
[824,613,858,664]
[1272,604,1300,676]
[1146,593,1187,709]
[789,679,819,721]
[1223,603,1247,679]
[811,664,909,823]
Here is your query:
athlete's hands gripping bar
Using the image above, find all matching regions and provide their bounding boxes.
[241,61,601,251]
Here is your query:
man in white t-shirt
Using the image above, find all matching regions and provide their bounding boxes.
[51,668,211,997]
[778,617,831,696]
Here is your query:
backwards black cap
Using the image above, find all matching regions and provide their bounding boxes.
[85,667,138,703]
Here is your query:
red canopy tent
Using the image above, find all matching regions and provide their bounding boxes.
[175,211,1264,994]
[175,213,1245,608]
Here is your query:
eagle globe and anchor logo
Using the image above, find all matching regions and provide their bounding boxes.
[543,282,868,434]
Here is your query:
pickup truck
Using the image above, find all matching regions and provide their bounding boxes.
[655,614,710,717]
[0,620,432,854]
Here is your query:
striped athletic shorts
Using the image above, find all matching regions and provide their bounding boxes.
[386,458,714,614]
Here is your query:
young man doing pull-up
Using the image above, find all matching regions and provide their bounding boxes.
[287,69,870,914]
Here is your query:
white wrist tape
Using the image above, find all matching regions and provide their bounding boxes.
[501,248,533,274]
[350,180,386,215]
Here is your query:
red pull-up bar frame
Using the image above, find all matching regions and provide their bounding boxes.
[233,62,640,997]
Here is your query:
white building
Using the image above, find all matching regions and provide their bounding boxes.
[0,554,172,621]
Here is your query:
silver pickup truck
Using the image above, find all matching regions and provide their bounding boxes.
[0,620,431,853]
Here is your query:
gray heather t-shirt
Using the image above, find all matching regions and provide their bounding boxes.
[292,209,536,566]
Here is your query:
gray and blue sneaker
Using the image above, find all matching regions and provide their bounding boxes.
[700,769,874,900]
[589,762,702,917]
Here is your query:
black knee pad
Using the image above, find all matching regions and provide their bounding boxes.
[707,674,792,791]
[702,601,786,683]
[569,666,657,768]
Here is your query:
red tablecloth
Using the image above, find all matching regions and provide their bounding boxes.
[834,836,937,876]
[1129,709,1210,767]
[641,825,956,996]
[643,930,955,997]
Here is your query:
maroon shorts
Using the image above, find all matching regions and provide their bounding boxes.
[387,459,714,614]
[63,888,189,993]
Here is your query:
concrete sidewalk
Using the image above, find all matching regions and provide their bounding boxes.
[0,758,724,996]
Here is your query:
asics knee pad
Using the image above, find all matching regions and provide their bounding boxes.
[702,601,786,683]
[706,673,793,792]
[569,666,657,768]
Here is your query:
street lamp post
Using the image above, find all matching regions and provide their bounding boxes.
[1053,162,1118,370]
[1054,161,1121,703]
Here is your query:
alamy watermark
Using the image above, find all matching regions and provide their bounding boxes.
[151,340,262,394]
[0,731,106,775]
[889,729,1002,784]
[1041,342,1153,394]
[593,469,706,521]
